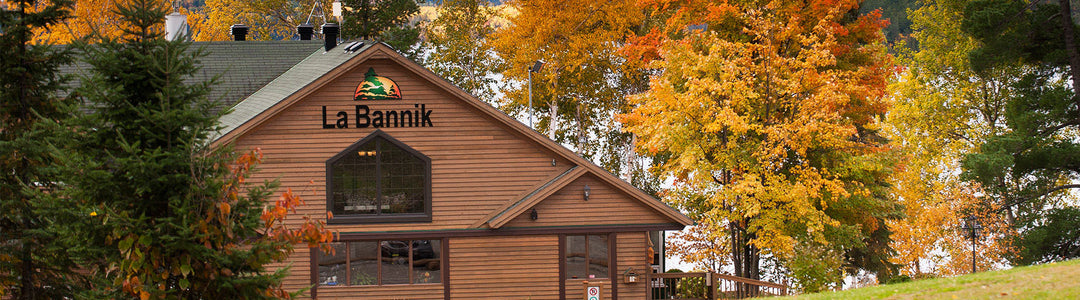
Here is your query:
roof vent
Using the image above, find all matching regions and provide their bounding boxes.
[230,24,249,41]
[322,23,339,50]
[165,12,188,41]
[297,24,314,40]
[345,41,365,52]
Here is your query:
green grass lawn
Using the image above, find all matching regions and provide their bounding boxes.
[780,259,1080,299]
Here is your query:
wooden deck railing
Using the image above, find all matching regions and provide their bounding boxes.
[646,271,788,300]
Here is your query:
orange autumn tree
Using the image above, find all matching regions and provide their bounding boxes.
[27,0,207,44]
[26,0,124,44]
[25,0,332,44]
[621,0,901,291]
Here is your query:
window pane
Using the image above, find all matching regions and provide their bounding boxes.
[380,240,411,284]
[318,243,347,286]
[412,240,441,284]
[379,140,425,214]
[331,141,377,215]
[588,235,609,278]
[566,235,586,279]
[349,241,379,286]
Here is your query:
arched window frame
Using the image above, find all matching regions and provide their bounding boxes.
[326,130,432,224]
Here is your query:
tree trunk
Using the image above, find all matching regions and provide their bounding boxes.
[1060,0,1080,107]
[730,220,761,297]
[549,73,558,140]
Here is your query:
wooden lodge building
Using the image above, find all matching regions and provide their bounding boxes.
[64,28,693,298]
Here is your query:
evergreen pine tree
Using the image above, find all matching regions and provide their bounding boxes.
[56,0,329,298]
[340,0,423,60]
[0,0,84,298]
[960,0,1080,264]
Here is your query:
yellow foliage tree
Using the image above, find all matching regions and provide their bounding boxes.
[489,0,646,162]
[621,0,900,291]
[195,0,334,41]
[885,0,1015,277]
[29,0,127,44]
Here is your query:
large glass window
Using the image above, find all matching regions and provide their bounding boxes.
[327,131,430,223]
[318,240,442,286]
[565,234,609,279]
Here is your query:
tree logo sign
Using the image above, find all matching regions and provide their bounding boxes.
[355,68,402,100]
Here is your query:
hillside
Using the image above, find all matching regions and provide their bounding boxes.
[783,259,1080,299]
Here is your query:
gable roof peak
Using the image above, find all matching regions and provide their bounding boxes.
[212,42,692,228]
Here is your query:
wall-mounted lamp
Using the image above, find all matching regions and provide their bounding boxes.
[623,268,639,284]
[551,158,557,166]
[583,185,590,201]
[527,60,544,128]
[530,208,539,220]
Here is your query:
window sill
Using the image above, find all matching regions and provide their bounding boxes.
[319,282,443,288]
[327,213,432,224]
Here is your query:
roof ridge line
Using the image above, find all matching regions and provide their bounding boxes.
[485,166,580,226]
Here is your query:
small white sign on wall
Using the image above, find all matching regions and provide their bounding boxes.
[586,285,600,300]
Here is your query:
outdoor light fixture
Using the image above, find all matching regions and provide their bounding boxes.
[530,208,538,220]
[583,185,591,201]
[961,215,983,273]
[527,60,544,128]
[623,268,639,284]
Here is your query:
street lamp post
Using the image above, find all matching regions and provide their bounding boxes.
[527,60,544,128]
[961,215,983,274]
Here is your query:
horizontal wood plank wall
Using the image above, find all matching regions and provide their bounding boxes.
[264,247,312,296]
[564,279,612,300]
[449,235,560,299]
[503,175,671,228]
[231,60,576,295]
[616,232,650,298]
[316,284,443,300]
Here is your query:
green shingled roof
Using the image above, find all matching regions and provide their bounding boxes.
[214,40,374,141]
[58,40,324,116]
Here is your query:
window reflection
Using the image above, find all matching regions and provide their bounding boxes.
[564,234,609,280]
[319,240,441,287]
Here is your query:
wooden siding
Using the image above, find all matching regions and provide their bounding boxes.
[504,175,672,228]
[232,60,576,295]
[449,235,560,299]
[316,284,443,300]
[232,59,574,232]
[615,232,650,298]
[563,232,650,300]
[565,279,612,300]
[268,248,312,295]
[226,50,681,299]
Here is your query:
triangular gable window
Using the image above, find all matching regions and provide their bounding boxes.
[326,130,431,223]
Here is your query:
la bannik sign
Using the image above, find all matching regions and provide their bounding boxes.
[321,68,433,129]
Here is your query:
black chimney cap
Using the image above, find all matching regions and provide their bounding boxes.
[297,24,314,40]
[230,24,249,41]
[322,23,340,50]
